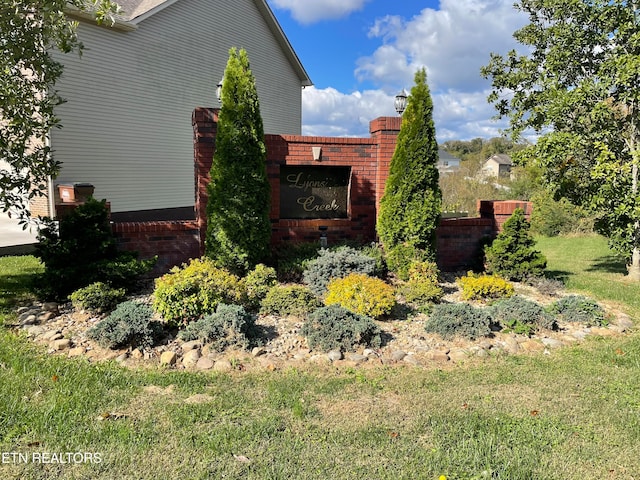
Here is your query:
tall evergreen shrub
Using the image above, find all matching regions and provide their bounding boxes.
[377,68,442,258]
[484,208,547,281]
[205,48,271,274]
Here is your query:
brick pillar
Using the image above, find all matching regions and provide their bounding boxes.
[369,116,401,214]
[192,107,219,256]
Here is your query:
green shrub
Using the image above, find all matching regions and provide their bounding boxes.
[490,296,557,335]
[358,242,387,278]
[325,273,396,318]
[244,264,277,309]
[177,303,255,351]
[260,285,321,318]
[303,246,377,296]
[385,243,433,281]
[484,208,547,281]
[301,304,382,352]
[33,198,155,300]
[86,301,162,349]
[399,261,443,305]
[152,258,245,327]
[69,282,126,314]
[458,272,515,301]
[529,191,594,237]
[550,295,607,326]
[425,303,492,340]
[271,242,321,282]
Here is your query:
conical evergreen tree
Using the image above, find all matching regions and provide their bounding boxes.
[484,208,547,280]
[205,48,271,274]
[377,68,442,258]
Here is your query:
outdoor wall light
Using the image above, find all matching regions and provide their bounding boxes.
[319,226,328,248]
[216,77,223,103]
[312,146,322,161]
[394,88,408,116]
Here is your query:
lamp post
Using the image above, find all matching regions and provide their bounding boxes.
[216,77,224,103]
[394,88,408,116]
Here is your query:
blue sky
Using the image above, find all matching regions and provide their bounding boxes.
[265,0,529,141]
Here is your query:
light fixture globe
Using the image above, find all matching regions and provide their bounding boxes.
[394,88,408,116]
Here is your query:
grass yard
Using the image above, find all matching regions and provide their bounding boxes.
[1,235,639,479]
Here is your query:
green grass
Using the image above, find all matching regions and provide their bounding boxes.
[1,242,639,479]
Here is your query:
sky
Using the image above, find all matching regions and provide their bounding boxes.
[265,0,530,142]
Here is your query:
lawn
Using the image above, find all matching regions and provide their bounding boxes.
[0,236,639,480]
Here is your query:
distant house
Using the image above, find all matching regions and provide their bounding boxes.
[482,154,513,178]
[437,149,461,174]
[36,0,312,221]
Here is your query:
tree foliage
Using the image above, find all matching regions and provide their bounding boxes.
[377,68,442,256]
[0,0,120,224]
[482,0,640,275]
[205,48,271,274]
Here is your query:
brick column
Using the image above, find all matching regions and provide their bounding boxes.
[192,107,219,256]
[369,117,401,214]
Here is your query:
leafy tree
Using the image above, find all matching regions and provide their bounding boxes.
[377,68,441,258]
[0,0,120,224]
[484,208,547,281]
[482,1,640,279]
[205,48,271,274]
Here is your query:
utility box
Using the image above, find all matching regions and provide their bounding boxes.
[57,183,95,203]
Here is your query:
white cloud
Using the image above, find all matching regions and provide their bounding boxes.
[269,0,370,24]
[355,0,528,93]
[302,86,510,141]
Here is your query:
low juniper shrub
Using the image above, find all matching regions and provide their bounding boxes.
[177,303,255,351]
[69,282,126,314]
[490,295,557,335]
[259,285,320,318]
[301,304,382,352]
[86,301,162,349]
[550,295,607,326]
[303,246,377,296]
[425,303,492,340]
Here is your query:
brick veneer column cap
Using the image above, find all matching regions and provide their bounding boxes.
[369,116,402,134]
[192,107,219,124]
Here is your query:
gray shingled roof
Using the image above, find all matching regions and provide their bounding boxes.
[488,154,512,165]
[114,0,167,21]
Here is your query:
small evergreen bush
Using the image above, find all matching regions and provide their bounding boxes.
[399,261,443,305]
[425,303,492,340]
[385,243,433,281]
[458,272,515,301]
[325,273,396,318]
[302,304,382,352]
[271,242,321,282]
[358,242,387,278]
[87,301,162,349]
[244,264,277,309]
[260,285,320,318]
[152,258,245,327]
[491,295,557,335]
[69,282,126,314]
[303,246,377,296]
[34,198,155,300]
[177,303,255,351]
[550,295,607,326]
[484,208,547,281]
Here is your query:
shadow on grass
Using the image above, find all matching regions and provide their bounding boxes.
[0,273,38,311]
[586,255,628,275]
[544,269,572,284]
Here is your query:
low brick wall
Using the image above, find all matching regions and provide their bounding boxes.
[436,217,494,272]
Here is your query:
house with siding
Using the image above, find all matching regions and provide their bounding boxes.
[481,154,513,178]
[37,0,311,221]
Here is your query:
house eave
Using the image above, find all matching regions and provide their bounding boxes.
[65,5,138,32]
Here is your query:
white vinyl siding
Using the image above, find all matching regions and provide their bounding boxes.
[51,0,304,214]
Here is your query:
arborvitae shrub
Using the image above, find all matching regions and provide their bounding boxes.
[550,295,607,326]
[400,261,443,305]
[484,208,547,281]
[458,272,515,301]
[385,243,433,281]
[87,301,162,349]
[302,304,382,352]
[244,264,277,309]
[177,303,255,350]
[69,282,126,314]
[259,285,320,318]
[490,295,557,335]
[34,198,155,300]
[303,247,377,296]
[324,273,396,318]
[152,258,245,327]
[425,303,492,340]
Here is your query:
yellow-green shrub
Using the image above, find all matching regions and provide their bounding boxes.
[400,261,443,305]
[325,273,395,318]
[457,272,514,301]
[152,258,245,326]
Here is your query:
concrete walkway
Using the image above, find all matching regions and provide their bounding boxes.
[0,212,38,256]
